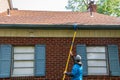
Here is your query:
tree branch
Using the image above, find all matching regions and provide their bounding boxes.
[83,0,89,7]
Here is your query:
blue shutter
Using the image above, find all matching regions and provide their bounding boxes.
[35,44,46,76]
[0,44,12,78]
[76,44,88,76]
[108,45,120,76]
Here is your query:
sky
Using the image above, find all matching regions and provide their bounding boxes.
[12,0,98,11]
[12,0,69,11]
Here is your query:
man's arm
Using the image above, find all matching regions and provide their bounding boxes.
[70,51,75,63]
[64,72,74,77]
[64,64,77,77]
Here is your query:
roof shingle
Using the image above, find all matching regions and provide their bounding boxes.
[0,10,120,25]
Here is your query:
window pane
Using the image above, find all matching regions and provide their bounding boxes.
[88,61,106,66]
[14,61,34,67]
[14,54,34,60]
[12,68,34,76]
[87,53,106,59]
[14,46,34,53]
[88,67,107,75]
[87,47,105,52]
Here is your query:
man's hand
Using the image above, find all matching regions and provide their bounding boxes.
[70,51,73,56]
[64,71,67,74]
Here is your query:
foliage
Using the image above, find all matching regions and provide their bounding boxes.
[97,0,120,17]
[66,0,120,17]
[65,0,89,12]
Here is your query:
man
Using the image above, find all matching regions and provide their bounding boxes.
[64,51,83,80]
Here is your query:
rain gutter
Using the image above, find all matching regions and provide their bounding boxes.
[0,24,120,30]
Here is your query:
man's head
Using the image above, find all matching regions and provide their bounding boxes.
[75,55,82,64]
[75,55,81,61]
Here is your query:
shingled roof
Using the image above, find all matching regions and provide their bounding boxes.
[0,10,120,25]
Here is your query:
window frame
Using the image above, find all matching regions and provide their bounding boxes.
[11,46,35,77]
[86,46,109,75]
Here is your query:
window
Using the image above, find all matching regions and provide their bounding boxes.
[0,44,46,78]
[12,46,34,77]
[86,46,108,75]
[76,45,120,76]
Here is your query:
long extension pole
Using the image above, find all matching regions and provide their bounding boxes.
[62,24,77,80]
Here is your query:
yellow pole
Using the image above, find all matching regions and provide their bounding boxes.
[62,31,77,80]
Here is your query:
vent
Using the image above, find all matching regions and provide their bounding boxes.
[7,9,10,16]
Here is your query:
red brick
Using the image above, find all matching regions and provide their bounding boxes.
[0,37,120,80]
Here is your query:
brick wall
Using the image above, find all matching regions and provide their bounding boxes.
[0,37,120,80]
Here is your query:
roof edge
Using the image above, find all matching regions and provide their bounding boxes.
[0,24,120,30]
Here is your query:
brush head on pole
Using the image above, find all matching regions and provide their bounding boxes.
[73,24,78,30]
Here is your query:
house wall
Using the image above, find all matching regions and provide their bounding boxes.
[0,37,120,80]
[0,29,120,80]
[0,0,9,13]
